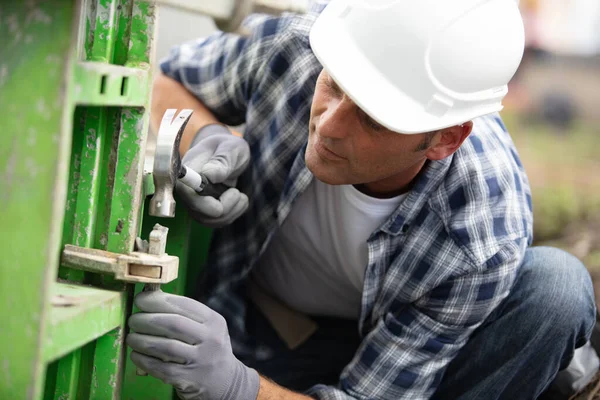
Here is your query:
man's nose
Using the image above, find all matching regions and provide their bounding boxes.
[317,97,355,139]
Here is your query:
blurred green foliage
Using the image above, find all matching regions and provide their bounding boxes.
[502,112,600,242]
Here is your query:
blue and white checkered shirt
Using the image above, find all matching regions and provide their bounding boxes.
[160,3,533,399]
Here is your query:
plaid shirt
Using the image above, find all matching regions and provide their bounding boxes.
[160,3,533,399]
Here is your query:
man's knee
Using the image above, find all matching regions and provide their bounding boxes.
[521,246,596,347]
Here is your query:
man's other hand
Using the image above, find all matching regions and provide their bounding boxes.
[127,291,259,400]
[177,124,250,228]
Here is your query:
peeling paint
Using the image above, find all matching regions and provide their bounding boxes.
[25,8,52,25]
[93,365,98,388]
[36,98,51,120]
[96,1,111,25]
[99,233,108,247]
[86,128,97,150]
[73,153,81,170]
[109,371,117,388]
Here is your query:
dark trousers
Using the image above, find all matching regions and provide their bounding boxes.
[239,247,596,399]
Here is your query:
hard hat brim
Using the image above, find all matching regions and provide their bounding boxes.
[309,9,502,134]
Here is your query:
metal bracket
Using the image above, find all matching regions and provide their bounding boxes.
[61,225,178,285]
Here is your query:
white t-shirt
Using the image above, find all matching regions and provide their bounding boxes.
[252,179,406,319]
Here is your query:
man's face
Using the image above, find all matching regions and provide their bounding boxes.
[306,70,434,189]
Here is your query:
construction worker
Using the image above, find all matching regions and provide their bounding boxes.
[125,1,596,399]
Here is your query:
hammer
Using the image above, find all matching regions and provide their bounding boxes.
[149,109,230,218]
[136,110,229,377]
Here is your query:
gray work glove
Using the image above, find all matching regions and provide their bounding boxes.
[177,124,250,228]
[127,291,260,400]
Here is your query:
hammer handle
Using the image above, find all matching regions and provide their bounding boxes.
[179,166,230,198]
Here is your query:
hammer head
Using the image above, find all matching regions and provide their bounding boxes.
[149,109,194,217]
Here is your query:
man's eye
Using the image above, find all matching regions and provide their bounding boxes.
[364,115,385,132]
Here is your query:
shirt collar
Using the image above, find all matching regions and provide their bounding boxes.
[309,0,329,14]
[380,156,453,236]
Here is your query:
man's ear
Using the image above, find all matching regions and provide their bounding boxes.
[425,121,473,161]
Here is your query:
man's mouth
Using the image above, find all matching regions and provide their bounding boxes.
[314,139,345,161]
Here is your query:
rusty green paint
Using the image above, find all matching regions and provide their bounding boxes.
[106,108,147,254]
[90,108,117,252]
[73,63,150,107]
[126,0,155,68]
[90,325,128,399]
[44,283,126,363]
[85,108,149,397]
[73,108,108,247]
[90,0,118,62]
[53,258,123,398]
[84,0,97,60]
[60,107,87,282]
[52,340,96,400]
[114,0,134,66]
[71,2,154,396]
[51,111,134,397]
[0,1,77,398]
[53,349,82,399]
[0,0,211,398]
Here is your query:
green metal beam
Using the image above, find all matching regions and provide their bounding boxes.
[2,0,170,398]
[90,325,129,399]
[126,1,156,68]
[44,283,126,363]
[0,1,77,398]
[73,63,150,107]
[113,0,135,66]
[89,0,119,63]
[51,341,95,400]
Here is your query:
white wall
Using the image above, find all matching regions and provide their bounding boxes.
[155,6,219,69]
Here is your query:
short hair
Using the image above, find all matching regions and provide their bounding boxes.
[414,130,439,152]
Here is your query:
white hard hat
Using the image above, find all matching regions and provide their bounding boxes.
[309,0,525,134]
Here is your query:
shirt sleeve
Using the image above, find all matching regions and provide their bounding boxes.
[305,241,525,400]
[159,15,287,126]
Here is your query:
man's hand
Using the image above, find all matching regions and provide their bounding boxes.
[177,124,250,228]
[126,291,259,400]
